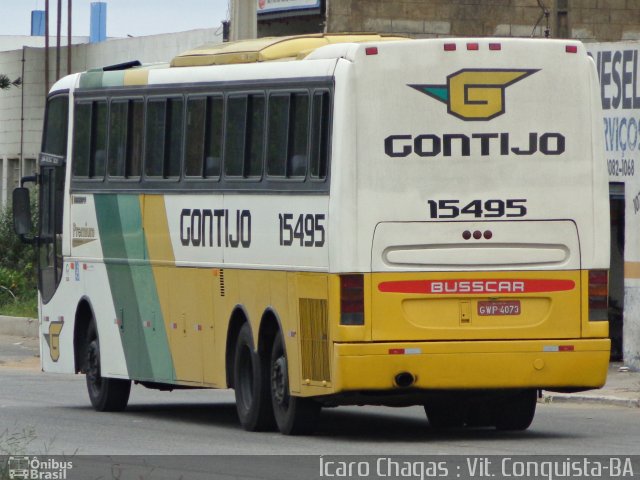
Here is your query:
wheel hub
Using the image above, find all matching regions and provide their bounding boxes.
[271,356,288,405]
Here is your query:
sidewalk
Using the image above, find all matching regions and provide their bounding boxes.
[543,362,640,408]
[0,316,638,408]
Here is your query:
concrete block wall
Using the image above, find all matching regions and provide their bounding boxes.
[326,0,640,41]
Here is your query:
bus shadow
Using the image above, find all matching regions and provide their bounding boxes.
[71,401,577,443]
[125,402,240,428]
[313,408,575,443]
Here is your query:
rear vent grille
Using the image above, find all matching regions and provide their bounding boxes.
[299,298,330,383]
[219,269,225,297]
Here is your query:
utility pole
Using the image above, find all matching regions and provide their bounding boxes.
[67,0,72,75]
[56,0,61,81]
[230,0,257,41]
[45,0,49,96]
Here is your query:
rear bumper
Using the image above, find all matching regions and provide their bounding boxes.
[330,339,610,392]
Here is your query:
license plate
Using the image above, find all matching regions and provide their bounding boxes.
[477,300,521,316]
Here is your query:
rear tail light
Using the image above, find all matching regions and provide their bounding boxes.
[588,270,608,321]
[340,274,364,325]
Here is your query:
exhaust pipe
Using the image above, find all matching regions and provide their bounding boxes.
[394,372,415,388]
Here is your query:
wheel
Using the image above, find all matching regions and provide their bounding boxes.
[424,398,466,429]
[493,389,537,431]
[270,332,320,435]
[85,323,131,412]
[465,396,496,428]
[233,323,275,431]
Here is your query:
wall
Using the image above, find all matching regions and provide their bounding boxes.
[326,0,640,41]
[0,28,221,205]
[588,41,640,369]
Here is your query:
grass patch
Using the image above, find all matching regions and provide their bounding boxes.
[0,296,37,318]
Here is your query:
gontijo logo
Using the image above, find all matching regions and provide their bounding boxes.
[409,69,538,121]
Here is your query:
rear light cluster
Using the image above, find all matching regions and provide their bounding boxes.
[588,270,609,321]
[444,42,498,51]
[340,274,364,325]
[442,42,578,53]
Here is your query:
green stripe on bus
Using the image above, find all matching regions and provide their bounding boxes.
[79,71,104,89]
[102,71,126,88]
[95,194,175,382]
[117,195,175,381]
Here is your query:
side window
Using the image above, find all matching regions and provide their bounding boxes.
[108,99,143,179]
[289,93,309,177]
[128,99,144,177]
[310,90,330,180]
[72,103,91,177]
[92,101,108,178]
[108,100,127,177]
[186,96,223,179]
[267,92,309,179]
[224,93,265,179]
[42,95,69,157]
[205,97,224,178]
[145,99,165,177]
[225,96,246,177]
[73,100,108,179]
[267,95,288,177]
[145,97,184,179]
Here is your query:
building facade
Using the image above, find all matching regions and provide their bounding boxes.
[0,28,221,205]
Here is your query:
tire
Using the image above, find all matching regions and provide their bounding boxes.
[85,323,131,412]
[233,323,275,431]
[270,332,320,435]
[424,398,466,430]
[493,389,537,431]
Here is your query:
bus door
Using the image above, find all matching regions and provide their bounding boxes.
[38,94,69,304]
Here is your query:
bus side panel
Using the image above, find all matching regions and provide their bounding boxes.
[94,193,175,382]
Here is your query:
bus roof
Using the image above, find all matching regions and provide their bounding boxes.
[170,33,407,67]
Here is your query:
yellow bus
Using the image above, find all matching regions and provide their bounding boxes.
[13,34,610,435]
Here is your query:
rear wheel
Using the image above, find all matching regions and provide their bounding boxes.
[424,398,466,430]
[85,323,131,412]
[270,332,320,435]
[233,323,275,431]
[493,389,537,431]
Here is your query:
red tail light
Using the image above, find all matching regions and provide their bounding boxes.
[588,270,608,321]
[340,274,364,325]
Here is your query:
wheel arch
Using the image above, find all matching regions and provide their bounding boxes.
[257,307,282,365]
[225,305,250,388]
[73,296,95,374]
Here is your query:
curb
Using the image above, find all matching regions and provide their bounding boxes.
[543,393,640,409]
[0,315,38,338]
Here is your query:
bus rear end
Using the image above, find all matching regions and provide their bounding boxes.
[327,38,610,428]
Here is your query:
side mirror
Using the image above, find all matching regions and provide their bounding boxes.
[12,187,33,240]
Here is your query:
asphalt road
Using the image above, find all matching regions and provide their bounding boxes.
[1,335,639,479]
[1,367,639,457]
